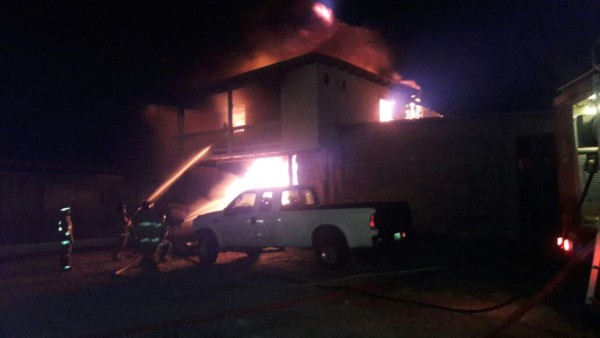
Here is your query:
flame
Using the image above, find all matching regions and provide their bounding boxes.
[223,0,409,85]
[184,156,295,223]
[146,145,213,203]
[379,99,394,122]
[186,1,421,96]
[312,2,334,26]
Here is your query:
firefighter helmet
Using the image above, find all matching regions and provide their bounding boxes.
[59,205,71,215]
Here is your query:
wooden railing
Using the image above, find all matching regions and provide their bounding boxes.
[179,121,282,156]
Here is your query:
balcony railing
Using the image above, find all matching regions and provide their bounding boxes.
[179,121,282,157]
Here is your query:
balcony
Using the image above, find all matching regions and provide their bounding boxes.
[179,121,282,157]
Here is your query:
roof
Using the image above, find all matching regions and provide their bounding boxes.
[197,52,418,96]
[556,68,599,94]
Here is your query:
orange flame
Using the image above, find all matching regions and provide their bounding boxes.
[227,1,402,82]
[183,156,293,223]
[312,2,334,26]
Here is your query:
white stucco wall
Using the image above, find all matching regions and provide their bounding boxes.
[281,64,320,151]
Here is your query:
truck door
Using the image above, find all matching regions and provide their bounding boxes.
[254,190,278,247]
[221,191,258,246]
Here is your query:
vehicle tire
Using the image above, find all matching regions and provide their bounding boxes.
[314,229,348,270]
[244,247,262,260]
[195,231,219,266]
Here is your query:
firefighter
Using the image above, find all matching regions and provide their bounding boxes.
[57,205,74,271]
[112,203,133,261]
[132,201,166,273]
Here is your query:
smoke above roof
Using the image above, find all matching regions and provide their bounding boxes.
[186,1,416,89]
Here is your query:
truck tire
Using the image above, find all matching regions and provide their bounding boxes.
[244,247,262,260]
[314,229,348,270]
[196,230,218,266]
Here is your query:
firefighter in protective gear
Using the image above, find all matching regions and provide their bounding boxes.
[113,203,133,261]
[57,206,74,271]
[132,201,166,272]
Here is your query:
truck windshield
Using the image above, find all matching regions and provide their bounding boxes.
[231,192,257,209]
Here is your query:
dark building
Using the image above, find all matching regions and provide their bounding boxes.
[0,160,132,245]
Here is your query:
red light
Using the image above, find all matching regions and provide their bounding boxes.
[556,236,573,252]
[369,213,376,229]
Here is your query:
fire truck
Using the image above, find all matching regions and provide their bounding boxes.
[554,41,600,304]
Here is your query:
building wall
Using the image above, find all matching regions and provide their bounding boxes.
[1,170,130,245]
[316,63,416,148]
[281,64,320,151]
[335,112,556,237]
[317,64,389,125]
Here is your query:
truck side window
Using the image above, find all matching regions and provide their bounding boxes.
[259,191,273,212]
[281,190,302,210]
[300,189,316,206]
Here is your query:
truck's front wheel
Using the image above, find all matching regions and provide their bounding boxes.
[196,230,218,266]
[314,229,348,270]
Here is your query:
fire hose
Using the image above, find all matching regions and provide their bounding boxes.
[257,266,523,314]
[487,237,596,337]
[488,153,599,336]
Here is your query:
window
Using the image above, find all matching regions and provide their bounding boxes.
[281,190,301,208]
[259,191,274,212]
[281,188,318,210]
[230,192,256,210]
[233,104,246,133]
[301,188,317,206]
[379,99,394,122]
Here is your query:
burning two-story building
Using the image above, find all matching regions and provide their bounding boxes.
[146,52,556,238]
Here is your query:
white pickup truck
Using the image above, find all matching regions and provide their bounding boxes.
[192,185,412,269]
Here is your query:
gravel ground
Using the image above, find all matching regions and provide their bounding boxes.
[1,238,599,337]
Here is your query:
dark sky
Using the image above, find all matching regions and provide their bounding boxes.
[2,0,600,167]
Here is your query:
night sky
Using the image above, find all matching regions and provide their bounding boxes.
[2,0,600,168]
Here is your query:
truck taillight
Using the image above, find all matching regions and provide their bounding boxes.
[369,213,376,229]
[556,236,572,252]
[563,239,572,251]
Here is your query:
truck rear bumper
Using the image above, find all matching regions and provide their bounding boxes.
[372,230,410,247]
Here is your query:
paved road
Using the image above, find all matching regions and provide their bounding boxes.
[1,239,598,337]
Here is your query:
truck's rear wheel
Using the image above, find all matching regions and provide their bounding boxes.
[244,247,262,260]
[314,230,348,270]
[196,231,218,266]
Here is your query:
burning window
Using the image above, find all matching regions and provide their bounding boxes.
[379,99,394,122]
[405,95,423,119]
[380,95,425,122]
[233,104,246,132]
